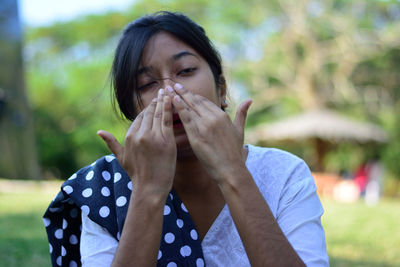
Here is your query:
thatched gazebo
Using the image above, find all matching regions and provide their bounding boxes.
[247,109,388,171]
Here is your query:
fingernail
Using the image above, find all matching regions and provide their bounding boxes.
[174,83,183,91]
[166,85,173,93]
[98,133,106,141]
[174,95,181,103]
[158,88,164,100]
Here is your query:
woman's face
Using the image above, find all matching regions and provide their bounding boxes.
[136,31,225,155]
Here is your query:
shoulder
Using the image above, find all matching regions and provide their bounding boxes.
[60,155,131,238]
[246,144,304,167]
[245,145,316,213]
[68,155,124,180]
[245,144,310,184]
[63,155,129,189]
[61,155,130,203]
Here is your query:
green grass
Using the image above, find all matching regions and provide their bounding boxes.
[0,180,399,267]
[0,182,59,267]
[321,198,400,267]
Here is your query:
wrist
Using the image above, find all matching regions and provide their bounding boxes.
[132,185,169,208]
[216,163,250,192]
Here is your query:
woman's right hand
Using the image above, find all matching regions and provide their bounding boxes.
[97,89,176,198]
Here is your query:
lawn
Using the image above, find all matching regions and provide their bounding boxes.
[0,179,399,267]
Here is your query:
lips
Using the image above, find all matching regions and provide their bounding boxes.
[173,113,183,129]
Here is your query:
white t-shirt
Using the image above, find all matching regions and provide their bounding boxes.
[80,145,329,266]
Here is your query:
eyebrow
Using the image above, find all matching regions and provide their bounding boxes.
[137,66,150,76]
[171,51,198,61]
[137,51,198,76]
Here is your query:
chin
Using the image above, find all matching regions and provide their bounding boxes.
[176,147,196,160]
[175,135,195,159]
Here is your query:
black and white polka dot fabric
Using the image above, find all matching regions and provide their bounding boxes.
[43,155,205,266]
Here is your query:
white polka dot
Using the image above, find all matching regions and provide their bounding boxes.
[190,229,198,240]
[99,206,110,218]
[114,172,122,183]
[116,196,127,207]
[90,161,97,166]
[169,193,173,200]
[181,203,188,212]
[127,181,132,190]
[43,217,50,227]
[61,246,66,256]
[49,243,53,253]
[164,232,175,244]
[117,232,121,240]
[56,256,62,266]
[196,258,205,267]
[105,155,115,162]
[101,186,110,197]
[70,208,78,218]
[62,219,68,229]
[86,170,94,180]
[81,205,90,216]
[49,207,59,213]
[63,185,73,194]
[102,171,111,181]
[164,205,171,215]
[176,219,184,228]
[166,262,177,267]
[55,229,63,239]
[69,260,78,267]
[69,234,78,245]
[158,250,162,260]
[180,245,191,257]
[68,173,77,180]
[82,188,93,198]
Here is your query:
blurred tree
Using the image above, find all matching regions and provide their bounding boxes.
[23,0,400,180]
[0,0,40,179]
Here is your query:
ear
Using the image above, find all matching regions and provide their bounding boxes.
[218,75,228,109]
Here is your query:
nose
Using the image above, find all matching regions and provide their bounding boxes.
[158,77,176,89]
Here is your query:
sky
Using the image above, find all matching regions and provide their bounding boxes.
[19,0,135,26]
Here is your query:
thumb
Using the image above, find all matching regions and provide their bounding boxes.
[97,130,124,159]
[233,99,252,134]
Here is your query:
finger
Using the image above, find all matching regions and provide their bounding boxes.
[173,94,201,132]
[165,85,174,96]
[140,97,157,131]
[192,93,224,116]
[173,83,202,116]
[97,130,124,158]
[233,99,253,134]
[161,94,173,137]
[152,88,164,129]
[127,109,145,135]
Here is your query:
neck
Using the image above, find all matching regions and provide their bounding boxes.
[173,155,214,196]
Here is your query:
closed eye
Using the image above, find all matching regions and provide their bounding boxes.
[178,67,197,76]
[138,81,158,91]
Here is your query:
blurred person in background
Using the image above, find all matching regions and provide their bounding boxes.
[43,11,329,267]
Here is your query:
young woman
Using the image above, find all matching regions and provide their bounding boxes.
[44,11,329,267]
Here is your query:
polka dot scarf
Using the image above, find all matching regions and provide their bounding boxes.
[43,155,205,266]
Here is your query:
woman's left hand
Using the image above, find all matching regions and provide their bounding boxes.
[170,83,252,183]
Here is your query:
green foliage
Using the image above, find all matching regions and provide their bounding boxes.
[24,0,400,180]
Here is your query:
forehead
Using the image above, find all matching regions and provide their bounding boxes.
[140,31,198,66]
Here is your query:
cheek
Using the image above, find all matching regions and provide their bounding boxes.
[186,73,219,102]
[136,90,158,111]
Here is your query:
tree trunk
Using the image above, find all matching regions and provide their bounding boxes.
[0,0,41,179]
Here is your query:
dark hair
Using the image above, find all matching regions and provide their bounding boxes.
[111,11,224,120]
